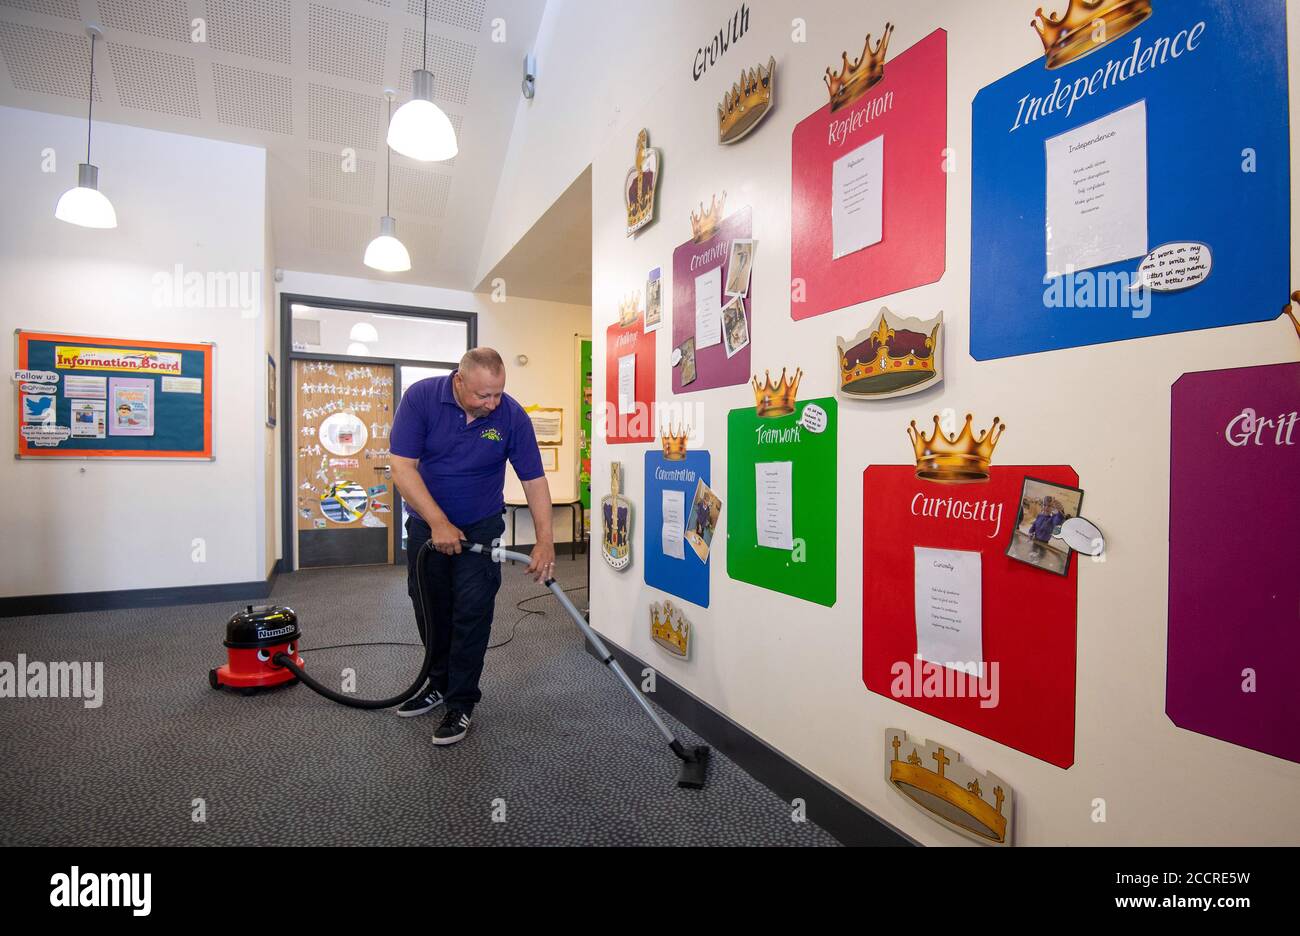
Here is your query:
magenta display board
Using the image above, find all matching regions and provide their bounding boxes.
[1168,362,1300,764]
[671,206,752,393]
[790,29,946,321]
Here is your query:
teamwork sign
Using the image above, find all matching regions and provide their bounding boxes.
[1168,363,1300,765]
[970,0,1290,359]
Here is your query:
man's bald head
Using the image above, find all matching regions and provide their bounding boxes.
[459,347,505,377]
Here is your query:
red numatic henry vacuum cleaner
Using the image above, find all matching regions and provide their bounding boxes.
[208,540,711,789]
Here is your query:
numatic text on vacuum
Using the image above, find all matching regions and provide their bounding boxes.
[50,868,151,916]
[0,656,104,708]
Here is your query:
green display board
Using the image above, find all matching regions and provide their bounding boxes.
[579,338,592,528]
[726,397,837,607]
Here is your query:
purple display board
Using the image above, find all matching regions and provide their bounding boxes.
[1168,362,1300,764]
[671,206,752,393]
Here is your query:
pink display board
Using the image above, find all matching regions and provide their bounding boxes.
[603,317,655,445]
[1168,362,1300,764]
[671,206,752,393]
[790,29,947,321]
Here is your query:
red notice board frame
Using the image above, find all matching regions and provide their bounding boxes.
[862,465,1078,768]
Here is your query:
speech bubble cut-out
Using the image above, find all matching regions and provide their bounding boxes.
[670,348,683,367]
[1055,517,1105,556]
[1131,242,1213,293]
[799,403,828,433]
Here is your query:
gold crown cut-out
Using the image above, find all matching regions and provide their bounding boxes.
[839,314,940,395]
[618,291,641,325]
[625,128,658,233]
[907,414,1005,483]
[719,56,776,143]
[1032,0,1153,69]
[690,191,727,243]
[650,600,690,656]
[661,420,689,460]
[889,732,1010,845]
[752,367,803,418]
[824,22,894,111]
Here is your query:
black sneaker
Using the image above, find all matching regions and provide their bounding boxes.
[432,709,472,745]
[395,686,445,718]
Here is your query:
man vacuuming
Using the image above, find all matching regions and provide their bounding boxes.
[389,347,555,745]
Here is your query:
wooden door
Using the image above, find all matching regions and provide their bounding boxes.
[293,360,396,568]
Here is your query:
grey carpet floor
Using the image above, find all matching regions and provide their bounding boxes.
[0,558,838,846]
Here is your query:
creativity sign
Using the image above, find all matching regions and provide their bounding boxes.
[1167,362,1300,764]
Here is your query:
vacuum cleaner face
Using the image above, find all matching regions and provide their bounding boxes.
[209,605,304,694]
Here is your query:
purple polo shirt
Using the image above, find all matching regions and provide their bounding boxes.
[390,371,544,528]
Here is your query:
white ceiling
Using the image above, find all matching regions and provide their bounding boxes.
[0,0,546,291]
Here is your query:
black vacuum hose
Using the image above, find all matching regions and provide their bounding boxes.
[271,539,437,709]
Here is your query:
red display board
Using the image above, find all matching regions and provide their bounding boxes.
[862,465,1077,768]
[603,317,655,445]
[790,29,947,321]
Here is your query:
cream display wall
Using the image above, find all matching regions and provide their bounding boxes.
[506,0,1300,845]
[0,105,275,599]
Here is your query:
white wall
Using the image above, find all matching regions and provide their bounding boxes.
[496,0,1300,845]
[277,270,590,548]
[0,105,273,596]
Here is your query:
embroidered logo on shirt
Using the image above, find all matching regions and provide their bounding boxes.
[480,428,503,441]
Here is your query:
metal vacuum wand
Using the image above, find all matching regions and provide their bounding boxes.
[461,540,711,789]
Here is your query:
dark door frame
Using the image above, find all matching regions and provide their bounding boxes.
[278,292,477,572]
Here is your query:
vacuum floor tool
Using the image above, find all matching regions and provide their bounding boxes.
[210,540,711,790]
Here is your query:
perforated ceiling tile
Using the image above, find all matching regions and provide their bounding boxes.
[400,28,473,105]
[99,0,191,44]
[204,0,292,65]
[307,3,387,86]
[0,0,80,19]
[307,82,383,148]
[107,42,200,117]
[406,0,484,34]
[391,163,450,217]
[308,205,373,253]
[0,21,103,100]
[212,62,293,135]
[400,219,441,265]
[308,148,376,206]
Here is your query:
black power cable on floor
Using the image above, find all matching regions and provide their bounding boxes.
[295,584,590,657]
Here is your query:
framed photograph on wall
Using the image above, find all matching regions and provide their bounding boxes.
[267,354,277,428]
[1005,476,1084,576]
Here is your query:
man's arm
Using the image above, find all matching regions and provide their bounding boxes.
[391,454,465,555]
[520,476,555,582]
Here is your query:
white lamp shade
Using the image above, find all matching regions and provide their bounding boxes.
[364,234,411,273]
[347,342,370,356]
[349,322,380,343]
[55,174,117,229]
[387,98,458,162]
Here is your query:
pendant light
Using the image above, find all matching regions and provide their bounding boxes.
[386,0,458,162]
[364,91,412,273]
[56,24,117,229]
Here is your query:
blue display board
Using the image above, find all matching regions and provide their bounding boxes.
[16,331,213,458]
[643,450,711,608]
[970,0,1289,360]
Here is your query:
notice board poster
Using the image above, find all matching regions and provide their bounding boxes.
[15,331,213,459]
[1168,362,1300,765]
[790,28,947,321]
[861,465,1079,769]
[969,0,1290,359]
[604,316,655,445]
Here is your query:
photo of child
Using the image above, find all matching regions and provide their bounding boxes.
[683,478,722,563]
[1005,477,1084,576]
[721,295,750,359]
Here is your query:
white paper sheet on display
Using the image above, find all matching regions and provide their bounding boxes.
[755,461,794,550]
[913,546,984,677]
[831,134,884,260]
[694,267,723,349]
[661,489,685,560]
[617,353,636,415]
[1044,100,1148,276]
